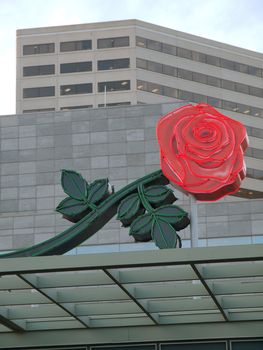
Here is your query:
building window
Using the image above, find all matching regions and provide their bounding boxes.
[206,55,221,66]
[163,64,177,76]
[98,80,130,92]
[23,64,55,77]
[192,72,207,84]
[60,61,92,73]
[249,86,263,97]
[23,108,55,113]
[97,58,130,70]
[192,51,207,63]
[98,102,131,107]
[235,82,249,94]
[178,68,193,80]
[136,36,263,78]
[60,105,93,110]
[60,40,92,52]
[177,47,192,59]
[136,58,148,70]
[246,147,263,160]
[23,86,55,98]
[178,90,193,100]
[97,36,129,49]
[137,79,263,118]
[220,58,235,70]
[207,97,222,108]
[147,39,162,52]
[221,79,236,91]
[192,93,207,103]
[137,57,263,98]
[136,36,147,48]
[248,66,262,77]
[234,62,249,74]
[23,43,55,55]
[207,75,221,87]
[148,61,162,74]
[60,83,92,95]
[162,42,177,55]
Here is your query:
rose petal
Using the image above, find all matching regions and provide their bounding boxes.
[156,103,248,201]
[160,154,185,185]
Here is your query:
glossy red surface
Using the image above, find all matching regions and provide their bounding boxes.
[157,103,248,201]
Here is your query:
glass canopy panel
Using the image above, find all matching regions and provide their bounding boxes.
[195,261,263,322]
[0,245,262,333]
[29,270,114,288]
[107,265,197,284]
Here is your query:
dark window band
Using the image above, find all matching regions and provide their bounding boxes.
[98,80,130,92]
[98,58,130,70]
[23,86,55,98]
[23,43,54,55]
[97,36,129,49]
[23,64,55,77]
[136,79,263,118]
[60,61,92,73]
[136,58,263,98]
[136,36,263,78]
[60,40,92,52]
[60,83,92,95]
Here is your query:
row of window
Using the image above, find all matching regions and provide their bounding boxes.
[136,80,263,118]
[136,36,263,78]
[23,108,55,113]
[136,58,263,98]
[246,147,263,160]
[23,58,130,77]
[23,86,55,99]
[246,126,263,139]
[23,36,129,55]
[23,80,131,98]
[23,102,131,113]
[247,167,263,180]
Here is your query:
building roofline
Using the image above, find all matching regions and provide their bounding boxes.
[17,19,263,59]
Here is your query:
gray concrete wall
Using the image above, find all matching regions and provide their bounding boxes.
[0,103,262,252]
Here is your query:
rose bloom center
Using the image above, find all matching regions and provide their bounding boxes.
[193,125,216,142]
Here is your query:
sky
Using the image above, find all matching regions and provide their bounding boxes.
[0,0,263,115]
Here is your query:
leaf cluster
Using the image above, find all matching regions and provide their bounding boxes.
[56,170,113,222]
[117,185,190,249]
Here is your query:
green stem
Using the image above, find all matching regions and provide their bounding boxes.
[138,184,155,214]
[85,201,97,211]
[1,170,168,258]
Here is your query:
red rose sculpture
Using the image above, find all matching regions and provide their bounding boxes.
[157,103,248,201]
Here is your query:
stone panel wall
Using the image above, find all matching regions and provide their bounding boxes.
[0,103,262,252]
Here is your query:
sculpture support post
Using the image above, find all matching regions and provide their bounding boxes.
[190,195,198,247]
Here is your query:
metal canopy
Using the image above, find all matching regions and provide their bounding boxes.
[0,244,263,335]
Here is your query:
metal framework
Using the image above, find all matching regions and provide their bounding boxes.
[0,244,263,348]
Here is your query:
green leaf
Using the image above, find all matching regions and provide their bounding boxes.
[61,170,88,201]
[151,218,177,249]
[56,197,89,223]
[117,193,144,227]
[155,205,190,231]
[88,179,110,204]
[144,185,177,206]
[130,213,153,242]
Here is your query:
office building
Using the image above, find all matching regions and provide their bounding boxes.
[16,20,263,195]
[1,20,261,347]
[17,19,263,116]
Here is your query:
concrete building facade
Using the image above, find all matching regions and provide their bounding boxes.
[15,20,263,192]
[17,19,263,118]
[3,19,262,254]
[0,103,262,254]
